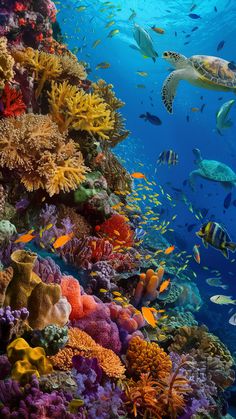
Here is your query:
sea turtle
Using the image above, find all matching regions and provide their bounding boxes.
[161,51,236,113]
[189,148,236,189]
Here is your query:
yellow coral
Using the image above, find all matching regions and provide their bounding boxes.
[60,52,87,81]
[0,37,14,89]
[12,47,62,98]
[0,114,89,196]
[49,327,125,379]
[48,80,114,139]
[126,336,172,380]
[7,338,53,383]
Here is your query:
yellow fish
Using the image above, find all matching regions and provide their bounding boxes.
[76,6,87,12]
[107,29,119,37]
[106,21,115,28]
[136,71,148,77]
[93,39,101,48]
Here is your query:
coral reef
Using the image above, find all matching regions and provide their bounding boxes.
[0,267,13,306]
[133,267,164,306]
[98,213,135,248]
[0,306,29,351]
[0,37,14,89]
[29,324,68,355]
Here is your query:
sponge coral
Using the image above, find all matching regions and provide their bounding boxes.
[49,327,125,379]
[7,337,53,383]
[48,80,114,139]
[0,37,14,89]
[98,214,134,249]
[0,113,89,196]
[126,336,172,380]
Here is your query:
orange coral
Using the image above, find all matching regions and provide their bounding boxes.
[60,276,97,320]
[0,114,89,196]
[98,214,134,249]
[49,327,125,379]
[133,268,164,306]
[126,336,172,380]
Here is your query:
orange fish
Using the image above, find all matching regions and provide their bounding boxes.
[53,232,74,249]
[164,245,175,255]
[159,279,170,293]
[151,26,165,34]
[14,230,36,244]
[193,244,200,264]
[131,172,146,179]
[141,306,157,328]
[93,152,106,165]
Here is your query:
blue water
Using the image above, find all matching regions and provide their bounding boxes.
[56,0,236,364]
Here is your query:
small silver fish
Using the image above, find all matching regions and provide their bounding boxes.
[229,312,236,326]
[206,277,228,289]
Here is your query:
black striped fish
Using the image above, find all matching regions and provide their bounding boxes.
[157,150,178,166]
[196,221,236,258]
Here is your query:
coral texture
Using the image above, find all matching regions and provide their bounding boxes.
[30,324,68,356]
[0,37,14,89]
[0,306,29,351]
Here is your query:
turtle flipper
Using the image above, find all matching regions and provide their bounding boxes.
[189,169,202,190]
[161,69,185,114]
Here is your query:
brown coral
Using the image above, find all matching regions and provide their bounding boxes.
[0,267,13,307]
[12,47,62,98]
[49,327,125,379]
[126,336,172,380]
[57,205,92,239]
[0,113,89,196]
[59,51,87,81]
[0,37,14,89]
[48,80,114,139]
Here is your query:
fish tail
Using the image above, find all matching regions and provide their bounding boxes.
[225,241,236,252]
[222,285,228,290]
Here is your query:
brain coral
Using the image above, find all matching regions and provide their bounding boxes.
[126,336,172,380]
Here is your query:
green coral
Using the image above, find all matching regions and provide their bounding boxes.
[30,325,68,356]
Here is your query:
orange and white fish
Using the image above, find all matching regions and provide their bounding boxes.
[193,244,201,264]
[14,229,36,243]
[141,306,157,328]
[159,278,170,293]
[164,245,175,255]
[53,232,74,249]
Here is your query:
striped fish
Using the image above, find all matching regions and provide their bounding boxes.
[157,150,178,166]
[196,221,236,258]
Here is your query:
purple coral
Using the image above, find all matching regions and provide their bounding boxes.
[0,377,81,418]
[0,306,29,350]
[86,261,116,292]
[33,255,62,284]
[0,355,11,379]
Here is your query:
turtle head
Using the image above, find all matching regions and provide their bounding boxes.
[162,51,187,69]
[193,148,202,165]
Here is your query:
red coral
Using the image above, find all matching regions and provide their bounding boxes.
[98,214,134,249]
[1,84,26,118]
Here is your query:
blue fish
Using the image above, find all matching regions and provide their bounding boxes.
[188,13,201,19]
[217,40,225,51]
[191,26,199,32]
[139,112,162,125]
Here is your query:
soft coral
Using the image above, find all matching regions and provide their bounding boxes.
[1,83,26,117]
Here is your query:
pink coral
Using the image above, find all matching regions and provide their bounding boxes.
[60,276,97,321]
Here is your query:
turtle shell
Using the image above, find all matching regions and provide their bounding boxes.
[190,55,236,87]
[199,159,236,181]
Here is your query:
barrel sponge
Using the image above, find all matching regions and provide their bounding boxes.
[7,338,53,383]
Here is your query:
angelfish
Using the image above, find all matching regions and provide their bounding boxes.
[216,99,235,135]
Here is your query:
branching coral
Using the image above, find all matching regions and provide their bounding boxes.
[0,37,14,89]
[0,113,89,196]
[0,83,26,117]
[49,327,125,379]
[98,213,134,249]
[59,51,87,81]
[126,336,172,380]
[12,47,62,98]
[48,80,115,139]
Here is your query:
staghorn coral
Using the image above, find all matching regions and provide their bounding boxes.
[0,113,89,196]
[7,337,53,383]
[59,51,87,81]
[91,79,129,146]
[126,336,172,380]
[12,47,62,98]
[0,266,13,307]
[98,213,134,249]
[0,37,14,89]
[49,327,125,379]
[0,83,26,117]
[48,80,114,139]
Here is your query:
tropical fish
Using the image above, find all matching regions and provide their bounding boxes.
[224,192,232,209]
[200,104,206,112]
[229,313,236,325]
[96,62,111,70]
[210,295,236,305]
[131,172,146,179]
[164,245,175,254]
[206,278,228,289]
[53,232,74,249]
[139,112,162,125]
[190,4,197,12]
[132,23,158,62]
[214,6,218,12]
[191,107,200,112]
[136,84,146,88]
[188,13,201,19]
[107,29,119,37]
[136,71,148,77]
[196,221,236,258]
[105,21,115,28]
[151,26,165,34]
[191,26,199,32]
[92,39,101,48]
[157,150,178,165]
[159,279,170,293]
[129,8,136,21]
[193,244,200,264]
[14,230,35,243]
[76,6,87,12]
[217,40,225,51]
[141,306,157,327]
[216,99,235,134]
[99,288,109,293]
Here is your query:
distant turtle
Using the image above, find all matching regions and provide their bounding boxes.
[189,148,236,189]
[161,51,236,113]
